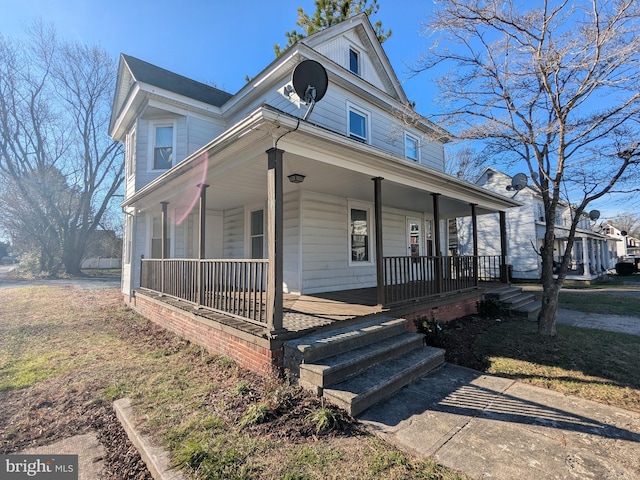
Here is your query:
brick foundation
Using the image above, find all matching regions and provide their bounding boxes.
[124,292,282,375]
[404,293,480,332]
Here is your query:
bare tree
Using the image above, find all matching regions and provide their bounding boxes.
[414,0,640,335]
[610,212,640,238]
[0,22,123,276]
[445,145,488,181]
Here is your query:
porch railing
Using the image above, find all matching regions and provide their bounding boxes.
[383,255,502,304]
[140,258,269,326]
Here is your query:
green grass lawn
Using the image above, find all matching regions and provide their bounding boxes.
[443,316,640,413]
[559,290,640,316]
[0,286,467,480]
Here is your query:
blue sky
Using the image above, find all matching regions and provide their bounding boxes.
[0,0,630,219]
[0,0,438,109]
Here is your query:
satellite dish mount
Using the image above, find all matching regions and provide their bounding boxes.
[291,60,328,121]
[506,173,528,196]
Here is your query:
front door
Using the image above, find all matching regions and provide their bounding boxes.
[407,217,422,258]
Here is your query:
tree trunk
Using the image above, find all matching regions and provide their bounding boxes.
[62,232,86,276]
[538,224,560,336]
[538,284,559,336]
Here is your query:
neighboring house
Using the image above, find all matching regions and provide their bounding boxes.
[109,14,519,374]
[600,223,640,259]
[458,168,615,282]
[600,223,640,272]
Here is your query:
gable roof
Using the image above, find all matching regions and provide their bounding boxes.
[121,54,233,107]
[299,13,407,103]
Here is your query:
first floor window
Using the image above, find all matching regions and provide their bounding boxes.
[250,209,264,259]
[153,125,173,170]
[151,215,170,258]
[350,208,369,262]
[125,216,133,264]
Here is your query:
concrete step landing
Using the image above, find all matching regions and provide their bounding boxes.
[284,317,445,416]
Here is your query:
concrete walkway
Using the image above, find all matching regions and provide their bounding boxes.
[556,308,640,336]
[360,363,640,480]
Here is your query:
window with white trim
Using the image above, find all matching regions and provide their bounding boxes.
[150,123,175,171]
[349,47,360,75]
[249,209,264,259]
[347,104,369,143]
[348,201,374,264]
[151,215,170,258]
[124,215,133,264]
[404,132,419,161]
[126,128,136,178]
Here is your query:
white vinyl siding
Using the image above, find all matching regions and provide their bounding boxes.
[283,191,301,294]
[314,30,388,92]
[186,114,226,155]
[299,191,376,294]
[224,207,245,259]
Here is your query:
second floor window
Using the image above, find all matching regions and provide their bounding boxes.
[348,105,369,143]
[153,125,173,170]
[405,133,419,161]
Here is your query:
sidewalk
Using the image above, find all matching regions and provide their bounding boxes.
[360,363,640,480]
[556,308,640,336]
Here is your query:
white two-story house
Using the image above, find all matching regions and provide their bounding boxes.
[109,14,518,376]
[458,168,614,282]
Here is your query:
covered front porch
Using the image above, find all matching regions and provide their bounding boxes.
[137,255,505,335]
[122,106,518,370]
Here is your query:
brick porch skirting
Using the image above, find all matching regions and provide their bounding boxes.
[124,292,282,375]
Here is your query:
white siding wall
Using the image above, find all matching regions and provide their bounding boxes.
[300,191,373,293]
[297,190,427,294]
[224,206,245,258]
[283,191,301,294]
[186,114,226,155]
[315,31,387,91]
[227,79,446,173]
[458,192,541,280]
[122,211,148,294]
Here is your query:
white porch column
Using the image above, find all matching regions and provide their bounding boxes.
[589,238,597,276]
[581,237,589,276]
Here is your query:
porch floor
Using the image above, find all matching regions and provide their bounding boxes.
[283,288,383,332]
[138,284,502,341]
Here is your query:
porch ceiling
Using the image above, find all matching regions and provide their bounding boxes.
[129,108,517,218]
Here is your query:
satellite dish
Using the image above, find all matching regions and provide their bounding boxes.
[506,173,528,192]
[292,60,328,120]
[621,230,628,236]
[588,210,600,221]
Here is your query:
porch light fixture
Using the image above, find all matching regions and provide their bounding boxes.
[288,173,305,184]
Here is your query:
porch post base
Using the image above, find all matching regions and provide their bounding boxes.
[267,328,288,339]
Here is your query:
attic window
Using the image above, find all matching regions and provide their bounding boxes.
[349,48,360,75]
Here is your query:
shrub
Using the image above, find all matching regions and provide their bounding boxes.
[476,297,501,318]
[413,315,445,347]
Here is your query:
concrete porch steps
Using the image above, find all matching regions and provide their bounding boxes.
[284,317,445,417]
[485,286,541,321]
